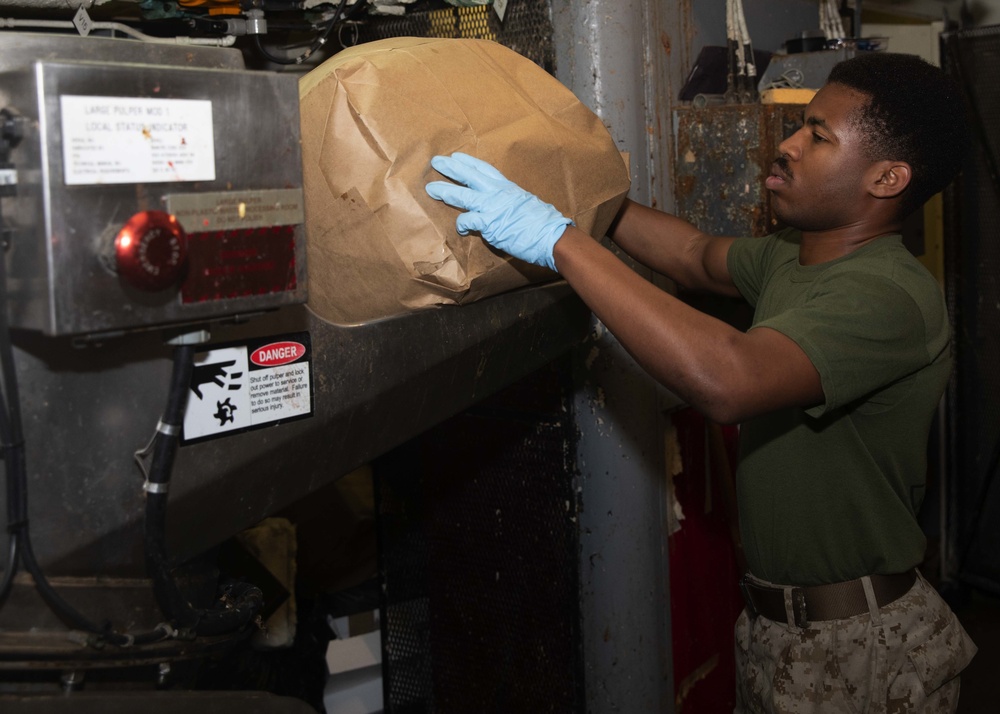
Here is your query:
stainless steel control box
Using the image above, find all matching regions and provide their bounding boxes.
[1,58,307,337]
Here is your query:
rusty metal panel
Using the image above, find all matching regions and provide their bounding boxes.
[674,104,804,237]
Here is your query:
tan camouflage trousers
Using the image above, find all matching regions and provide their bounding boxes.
[734,573,977,713]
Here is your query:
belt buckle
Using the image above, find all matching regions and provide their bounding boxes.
[791,588,809,628]
[738,574,758,620]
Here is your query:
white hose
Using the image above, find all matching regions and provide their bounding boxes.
[821,0,845,40]
[734,0,755,79]
[727,0,744,77]
[0,17,237,46]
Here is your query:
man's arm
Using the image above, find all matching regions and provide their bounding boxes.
[608,199,741,297]
[553,226,822,424]
[425,153,823,423]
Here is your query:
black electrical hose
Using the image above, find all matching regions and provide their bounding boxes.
[0,227,26,609]
[0,238,180,646]
[0,121,20,606]
[0,323,261,642]
[0,294,17,604]
[0,534,16,606]
[0,249,172,645]
[143,343,263,636]
[0,401,19,608]
[0,115,254,646]
[253,0,349,65]
[0,329,261,643]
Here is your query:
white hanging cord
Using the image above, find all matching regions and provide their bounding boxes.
[821,0,845,40]
[723,0,758,101]
[727,0,742,76]
[735,0,756,81]
[726,0,742,102]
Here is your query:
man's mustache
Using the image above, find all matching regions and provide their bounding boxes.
[774,155,792,180]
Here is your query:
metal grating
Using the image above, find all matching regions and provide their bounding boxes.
[373,357,583,713]
[428,5,494,40]
[357,0,555,72]
[943,28,1000,593]
[358,3,580,709]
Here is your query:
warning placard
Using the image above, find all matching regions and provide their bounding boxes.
[182,332,313,443]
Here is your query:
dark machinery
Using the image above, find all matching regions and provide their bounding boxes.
[0,13,589,705]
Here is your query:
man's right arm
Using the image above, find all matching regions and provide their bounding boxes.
[609,199,741,298]
[425,154,823,424]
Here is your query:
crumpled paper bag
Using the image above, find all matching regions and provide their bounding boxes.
[299,36,631,324]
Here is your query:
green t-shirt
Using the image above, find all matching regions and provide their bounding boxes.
[727,228,952,586]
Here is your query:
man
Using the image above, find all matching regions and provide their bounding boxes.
[426,52,976,712]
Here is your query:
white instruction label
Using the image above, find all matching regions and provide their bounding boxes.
[182,333,312,443]
[60,95,215,185]
[494,0,508,21]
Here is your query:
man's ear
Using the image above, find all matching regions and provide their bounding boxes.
[868,160,912,199]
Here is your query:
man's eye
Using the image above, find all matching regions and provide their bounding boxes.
[812,133,827,143]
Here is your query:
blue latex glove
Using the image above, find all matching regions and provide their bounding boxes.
[426,152,573,271]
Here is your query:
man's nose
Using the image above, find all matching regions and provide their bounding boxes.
[778,127,806,160]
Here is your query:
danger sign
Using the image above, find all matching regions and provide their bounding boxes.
[182,332,313,444]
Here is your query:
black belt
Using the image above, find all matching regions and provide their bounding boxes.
[739,569,917,628]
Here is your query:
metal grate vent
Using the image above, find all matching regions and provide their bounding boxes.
[428,5,493,40]
[356,3,578,709]
[374,358,583,713]
[358,0,555,72]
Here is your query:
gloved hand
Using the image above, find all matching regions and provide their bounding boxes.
[426,152,573,271]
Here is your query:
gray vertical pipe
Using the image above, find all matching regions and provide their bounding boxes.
[550,2,848,710]
[551,1,689,712]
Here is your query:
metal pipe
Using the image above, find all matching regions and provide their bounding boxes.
[0,17,238,46]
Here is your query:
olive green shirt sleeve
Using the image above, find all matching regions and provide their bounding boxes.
[727,232,948,418]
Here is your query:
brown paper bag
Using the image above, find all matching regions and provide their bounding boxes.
[299,37,631,324]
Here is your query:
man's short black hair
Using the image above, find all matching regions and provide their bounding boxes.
[827,51,970,217]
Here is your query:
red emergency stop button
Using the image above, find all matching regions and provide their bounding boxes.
[114,210,188,292]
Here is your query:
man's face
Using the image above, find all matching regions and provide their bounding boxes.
[765,82,875,232]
